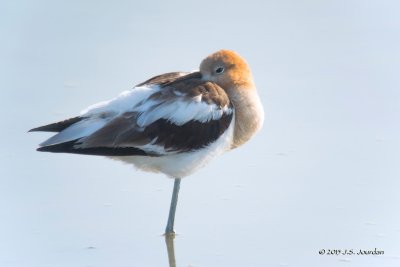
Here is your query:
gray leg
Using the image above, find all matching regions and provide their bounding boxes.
[165,178,181,235]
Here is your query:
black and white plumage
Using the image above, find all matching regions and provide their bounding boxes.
[30,50,264,234]
[31,71,235,178]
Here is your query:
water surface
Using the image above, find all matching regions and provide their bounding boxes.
[1,0,400,266]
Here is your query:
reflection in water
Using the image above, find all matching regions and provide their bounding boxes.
[165,234,177,267]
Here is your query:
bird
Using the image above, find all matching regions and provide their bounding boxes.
[30,50,264,235]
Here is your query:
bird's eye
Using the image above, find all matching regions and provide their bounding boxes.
[215,66,225,74]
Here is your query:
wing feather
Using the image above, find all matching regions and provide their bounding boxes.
[29,116,83,132]
[35,72,234,156]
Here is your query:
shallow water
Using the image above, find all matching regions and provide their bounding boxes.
[2,0,400,266]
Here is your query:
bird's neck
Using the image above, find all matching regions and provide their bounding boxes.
[229,88,264,148]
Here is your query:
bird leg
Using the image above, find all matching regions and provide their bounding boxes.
[165,178,181,235]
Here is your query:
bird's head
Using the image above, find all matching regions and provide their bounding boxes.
[199,50,255,91]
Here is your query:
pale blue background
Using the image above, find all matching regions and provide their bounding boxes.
[1,0,400,266]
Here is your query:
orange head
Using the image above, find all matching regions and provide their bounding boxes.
[199,50,255,91]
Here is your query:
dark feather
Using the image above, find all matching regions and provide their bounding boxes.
[136,72,189,87]
[29,116,83,132]
[143,114,233,152]
[37,139,152,156]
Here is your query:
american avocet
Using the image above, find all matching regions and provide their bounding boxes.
[30,50,264,235]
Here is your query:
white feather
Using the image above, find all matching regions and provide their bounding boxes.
[135,138,168,155]
[81,86,158,116]
[40,118,108,146]
[137,99,230,127]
